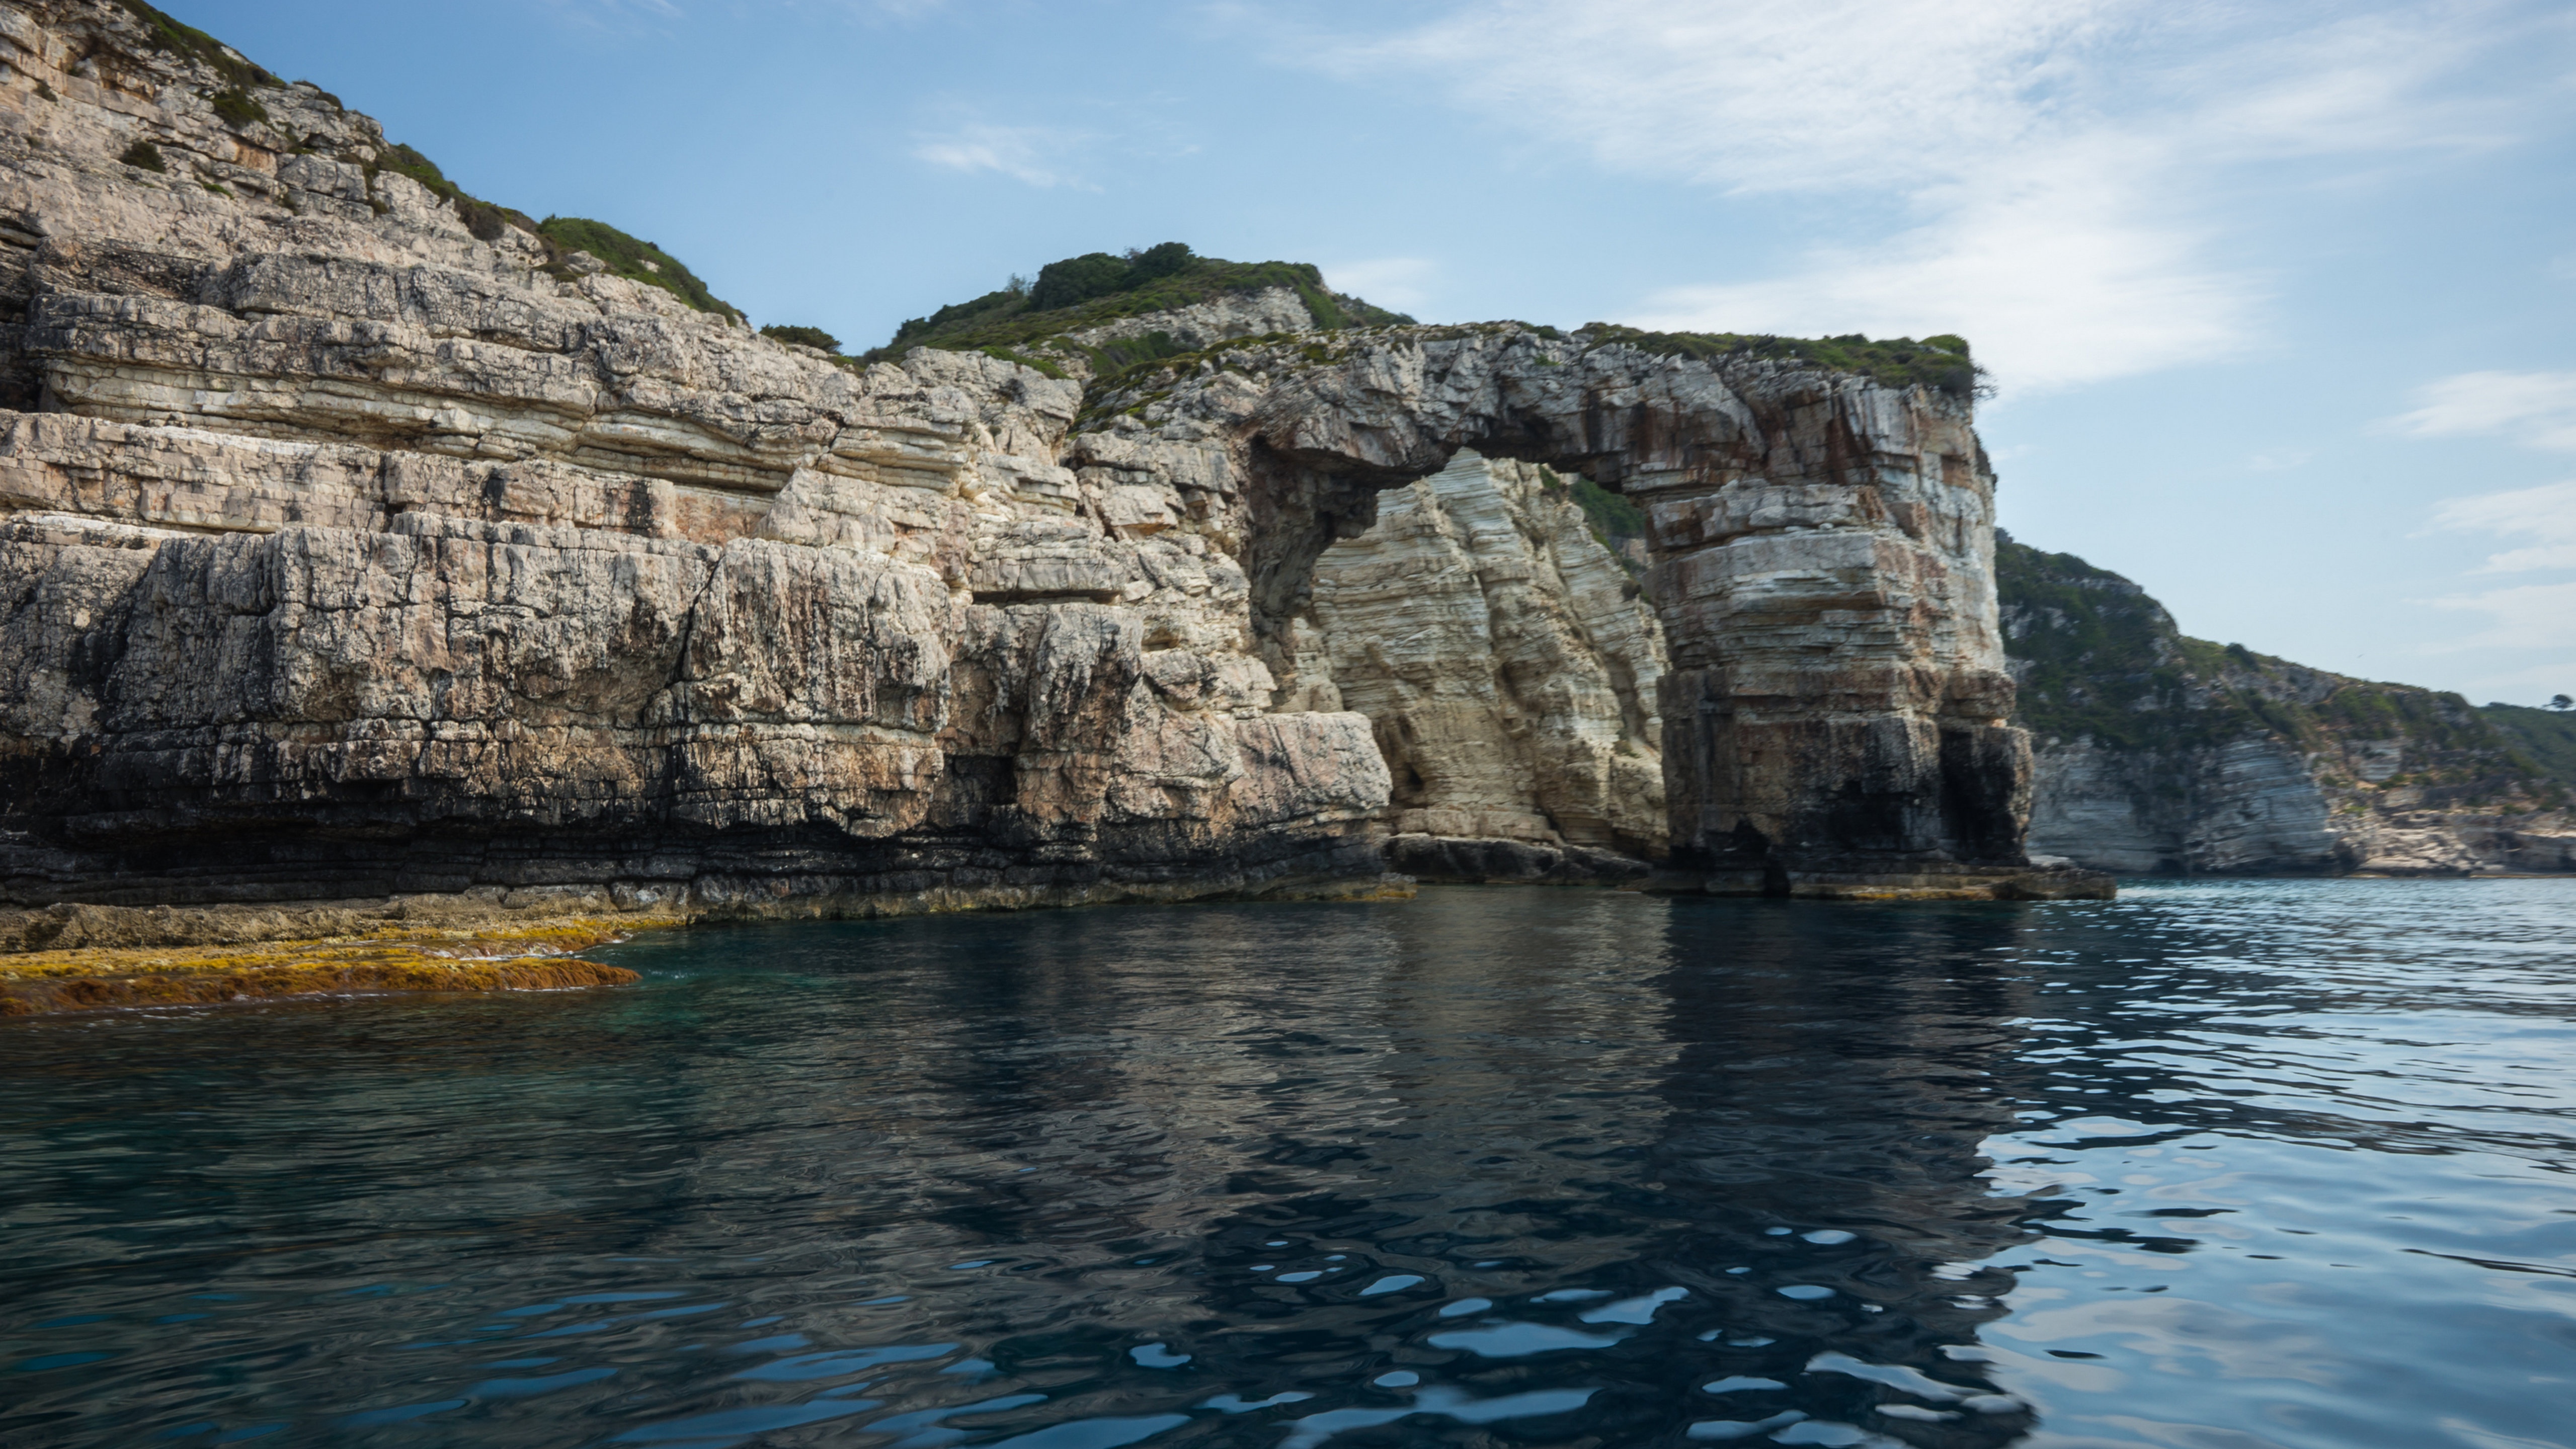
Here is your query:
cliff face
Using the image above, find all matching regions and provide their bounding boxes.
[0,1,1394,912]
[2000,535,2576,875]
[1058,325,2095,897]
[0,0,2098,910]
[1301,450,1668,882]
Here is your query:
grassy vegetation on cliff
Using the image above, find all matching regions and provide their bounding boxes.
[1998,534,2558,802]
[537,217,741,320]
[114,1,279,91]
[1582,326,1989,401]
[287,125,736,320]
[863,244,1413,362]
[760,324,841,353]
[105,7,749,332]
[1538,465,1648,560]
[2481,703,2576,788]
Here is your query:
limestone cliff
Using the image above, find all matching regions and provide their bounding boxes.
[0,0,2101,912]
[1049,325,2098,898]
[2000,534,2576,875]
[0,0,1394,912]
[1303,451,1668,883]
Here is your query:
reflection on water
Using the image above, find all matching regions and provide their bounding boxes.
[4,881,2572,1449]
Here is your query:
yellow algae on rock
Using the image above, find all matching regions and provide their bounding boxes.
[0,909,666,1017]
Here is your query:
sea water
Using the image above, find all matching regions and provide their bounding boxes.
[3,880,2571,1448]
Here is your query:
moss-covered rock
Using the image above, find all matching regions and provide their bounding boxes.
[112,0,278,92]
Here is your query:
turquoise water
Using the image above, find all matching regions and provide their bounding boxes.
[4,881,2573,1449]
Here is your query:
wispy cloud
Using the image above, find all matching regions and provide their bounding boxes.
[2429,579,2576,652]
[2425,476,2576,680]
[2248,447,2315,472]
[2434,477,2576,574]
[1323,258,1434,313]
[536,0,682,28]
[2388,371,2576,450]
[1284,0,2564,396]
[912,123,1098,190]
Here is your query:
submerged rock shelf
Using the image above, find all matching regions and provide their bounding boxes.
[0,898,655,1016]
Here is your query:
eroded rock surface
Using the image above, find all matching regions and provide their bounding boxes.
[0,0,2091,910]
[1304,451,1667,860]
[0,1,1392,912]
[1064,324,2068,894]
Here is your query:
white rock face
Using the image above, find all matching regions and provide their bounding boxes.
[2028,734,2576,876]
[1069,325,2069,893]
[2027,737,2343,873]
[0,1,1395,911]
[0,0,2099,907]
[1058,288,1316,368]
[1306,451,1668,856]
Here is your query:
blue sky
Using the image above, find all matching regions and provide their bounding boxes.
[184,0,2576,703]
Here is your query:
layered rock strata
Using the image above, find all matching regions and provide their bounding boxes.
[0,1,1393,913]
[1300,451,1666,883]
[1062,327,2102,899]
[2002,535,2575,875]
[0,0,2101,911]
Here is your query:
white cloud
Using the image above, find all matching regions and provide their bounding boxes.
[1323,258,1434,312]
[2388,371,2576,450]
[1291,0,2560,396]
[912,123,1097,190]
[2428,579,2576,651]
[2432,477,2576,574]
[2426,478,2576,669]
[1636,146,2254,392]
[537,0,682,26]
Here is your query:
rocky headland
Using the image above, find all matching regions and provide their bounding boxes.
[2000,535,2576,875]
[0,2,2128,1007]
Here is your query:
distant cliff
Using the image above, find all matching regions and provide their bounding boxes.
[1998,534,2575,874]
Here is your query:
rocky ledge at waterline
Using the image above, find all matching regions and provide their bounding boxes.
[0,0,2107,940]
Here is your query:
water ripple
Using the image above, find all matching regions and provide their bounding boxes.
[4,880,2572,1447]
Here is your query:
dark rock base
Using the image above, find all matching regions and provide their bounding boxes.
[1645,861,2117,901]
[1386,834,1654,887]
[0,820,1411,916]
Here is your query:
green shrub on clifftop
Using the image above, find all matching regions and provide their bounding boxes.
[760,325,842,353]
[868,245,1414,361]
[1584,325,1989,401]
[537,217,741,321]
[113,1,278,92]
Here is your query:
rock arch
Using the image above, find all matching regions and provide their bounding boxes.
[1105,327,2044,891]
